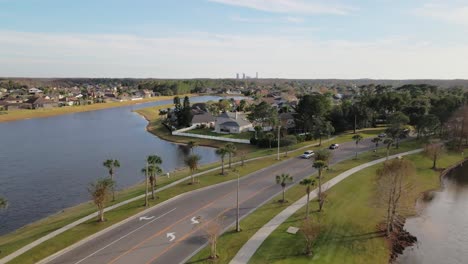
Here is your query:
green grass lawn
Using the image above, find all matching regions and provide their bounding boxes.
[187,128,254,140]
[4,155,285,264]
[249,154,465,264]
[188,141,465,264]
[0,105,385,263]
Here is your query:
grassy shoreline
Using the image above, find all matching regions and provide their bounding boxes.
[0,102,383,263]
[188,142,465,264]
[0,94,193,123]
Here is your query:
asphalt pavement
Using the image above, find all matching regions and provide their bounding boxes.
[44,138,376,264]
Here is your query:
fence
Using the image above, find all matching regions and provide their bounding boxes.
[172,126,251,144]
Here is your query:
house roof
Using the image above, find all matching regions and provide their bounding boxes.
[192,112,216,124]
[216,112,252,127]
[26,96,56,105]
[220,121,240,127]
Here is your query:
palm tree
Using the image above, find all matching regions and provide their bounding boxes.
[276,173,293,203]
[141,165,162,202]
[0,197,8,210]
[187,141,198,154]
[313,160,327,212]
[147,155,163,188]
[352,134,363,159]
[371,137,382,152]
[185,154,201,184]
[216,147,229,175]
[265,132,275,149]
[383,138,394,160]
[225,143,237,169]
[103,159,120,201]
[140,155,163,205]
[88,178,114,222]
[299,178,315,219]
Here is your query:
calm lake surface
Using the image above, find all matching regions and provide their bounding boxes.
[0,95,239,235]
[398,160,468,264]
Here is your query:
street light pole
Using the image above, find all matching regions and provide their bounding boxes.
[277,125,281,161]
[236,171,240,232]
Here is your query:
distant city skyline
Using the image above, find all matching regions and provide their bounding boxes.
[1,0,468,79]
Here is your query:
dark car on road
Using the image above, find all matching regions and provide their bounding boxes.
[329,143,339,149]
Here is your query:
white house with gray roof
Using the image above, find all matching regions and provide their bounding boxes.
[214,112,252,134]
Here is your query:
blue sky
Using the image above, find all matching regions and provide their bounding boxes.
[1,0,468,79]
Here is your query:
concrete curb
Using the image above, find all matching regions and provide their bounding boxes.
[0,137,335,264]
[37,156,299,264]
[229,148,423,264]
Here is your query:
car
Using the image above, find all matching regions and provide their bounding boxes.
[378,133,387,138]
[329,143,339,149]
[300,150,315,159]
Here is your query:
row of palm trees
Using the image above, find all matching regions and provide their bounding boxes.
[90,155,166,222]
[215,143,237,175]
[92,140,231,222]
[276,148,333,220]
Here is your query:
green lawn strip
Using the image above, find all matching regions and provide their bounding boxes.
[6,155,297,264]
[136,104,385,159]
[0,107,383,261]
[187,140,423,264]
[0,157,227,258]
[248,153,464,264]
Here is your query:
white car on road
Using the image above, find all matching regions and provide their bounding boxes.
[300,150,315,159]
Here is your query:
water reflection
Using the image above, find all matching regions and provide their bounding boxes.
[398,161,468,264]
[0,95,240,234]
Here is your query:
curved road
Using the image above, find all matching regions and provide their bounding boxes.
[44,139,375,264]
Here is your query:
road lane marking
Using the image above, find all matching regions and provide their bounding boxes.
[190,217,200,225]
[142,178,293,264]
[139,216,155,221]
[106,161,299,264]
[166,233,176,242]
[73,208,176,264]
[144,165,315,263]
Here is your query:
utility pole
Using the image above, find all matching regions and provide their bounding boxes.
[277,125,281,161]
[233,169,241,232]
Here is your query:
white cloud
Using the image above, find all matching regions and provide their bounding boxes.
[208,0,355,15]
[229,15,304,24]
[229,15,273,23]
[0,30,467,79]
[415,2,468,25]
[284,16,305,23]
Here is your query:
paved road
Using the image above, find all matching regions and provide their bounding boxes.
[45,139,376,264]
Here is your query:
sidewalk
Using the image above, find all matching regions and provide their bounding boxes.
[0,137,335,264]
[229,148,423,264]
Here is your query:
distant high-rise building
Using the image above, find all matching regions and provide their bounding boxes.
[256,72,258,79]
[236,73,239,79]
[242,73,245,79]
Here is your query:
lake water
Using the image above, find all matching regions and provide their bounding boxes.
[398,160,468,264]
[0,95,238,235]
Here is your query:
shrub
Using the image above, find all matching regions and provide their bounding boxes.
[282,135,298,147]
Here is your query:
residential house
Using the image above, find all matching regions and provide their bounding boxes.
[214,112,253,134]
[28,88,43,95]
[25,97,58,109]
[59,97,79,106]
[4,96,24,104]
[191,111,216,128]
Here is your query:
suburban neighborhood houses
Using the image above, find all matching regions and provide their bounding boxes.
[0,81,156,112]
